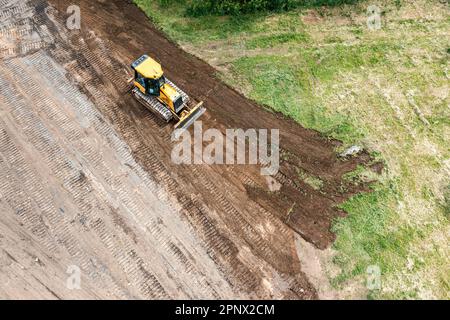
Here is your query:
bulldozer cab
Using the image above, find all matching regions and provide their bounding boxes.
[150,76,166,95]
[131,54,165,96]
[134,71,165,96]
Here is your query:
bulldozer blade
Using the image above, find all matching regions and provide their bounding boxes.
[174,102,206,131]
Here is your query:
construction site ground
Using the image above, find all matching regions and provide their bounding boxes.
[0,0,374,299]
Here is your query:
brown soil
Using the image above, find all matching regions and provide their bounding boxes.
[0,0,373,299]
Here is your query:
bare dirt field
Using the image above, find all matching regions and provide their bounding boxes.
[0,0,375,299]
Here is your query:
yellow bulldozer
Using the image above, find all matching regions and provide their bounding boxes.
[130,54,205,130]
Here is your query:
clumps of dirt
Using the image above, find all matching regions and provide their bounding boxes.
[370,161,384,174]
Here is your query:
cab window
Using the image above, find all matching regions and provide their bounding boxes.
[148,79,160,95]
[136,72,146,90]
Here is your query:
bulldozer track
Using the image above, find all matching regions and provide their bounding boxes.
[0,20,34,38]
[132,88,173,122]
[0,3,28,21]
[0,65,98,264]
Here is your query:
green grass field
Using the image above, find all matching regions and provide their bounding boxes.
[134,0,450,299]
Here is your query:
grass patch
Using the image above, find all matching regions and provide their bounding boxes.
[343,164,379,185]
[331,183,401,278]
[330,179,443,299]
[246,32,310,49]
[134,0,284,43]
[297,168,324,190]
[227,40,396,143]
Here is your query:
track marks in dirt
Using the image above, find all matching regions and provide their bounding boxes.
[0,38,237,299]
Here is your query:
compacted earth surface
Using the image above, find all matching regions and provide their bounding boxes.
[0,0,374,299]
